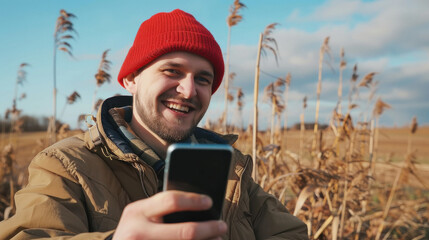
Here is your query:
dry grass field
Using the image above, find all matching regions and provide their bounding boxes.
[235,126,429,187]
[236,126,429,163]
[4,126,428,180]
[1,124,428,239]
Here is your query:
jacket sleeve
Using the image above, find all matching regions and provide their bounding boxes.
[0,151,114,240]
[248,177,309,240]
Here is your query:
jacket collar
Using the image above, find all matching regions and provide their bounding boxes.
[86,95,239,162]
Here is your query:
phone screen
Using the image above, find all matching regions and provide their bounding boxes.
[163,144,233,223]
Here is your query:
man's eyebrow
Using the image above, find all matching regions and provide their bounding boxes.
[160,62,214,79]
[159,62,183,69]
[198,70,214,79]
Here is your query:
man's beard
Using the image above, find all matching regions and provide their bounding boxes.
[135,96,200,143]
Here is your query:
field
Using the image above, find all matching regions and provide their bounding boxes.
[3,126,428,174]
[235,126,429,164]
[1,3,428,238]
[1,125,428,239]
[234,126,429,187]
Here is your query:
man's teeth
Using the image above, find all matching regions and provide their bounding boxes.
[166,103,190,113]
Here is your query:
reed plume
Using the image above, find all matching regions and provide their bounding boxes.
[60,91,81,119]
[263,79,284,145]
[312,37,331,153]
[371,98,391,177]
[358,72,377,88]
[283,73,291,134]
[224,0,246,132]
[92,49,111,113]
[67,91,81,104]
[252,23,279,181]
[347,64,359,113]
[13,63,29,111]
[50,9,77,144]
[236,88,244,130]
[337,48,346,115]
[5,63,29,145]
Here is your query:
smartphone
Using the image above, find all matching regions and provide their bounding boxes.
[162,143,233,223]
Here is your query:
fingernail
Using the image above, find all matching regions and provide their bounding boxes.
[218,221,227,232]
[202,195,212,206]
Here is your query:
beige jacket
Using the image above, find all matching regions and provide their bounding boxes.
[0,96,307,240]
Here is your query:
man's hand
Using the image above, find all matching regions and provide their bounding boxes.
[112,191,227,240]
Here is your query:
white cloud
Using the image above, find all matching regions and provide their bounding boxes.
[380,88,413,101]
[393,61,429,82]
[357,58,389,75]
[285,0,429,59]
[311,0,363,21]
[288,90,307,102]
[226,0,429,127]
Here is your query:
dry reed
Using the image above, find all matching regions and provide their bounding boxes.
[224,0,246,132]
[312,36,331,155]
[92,49,111,113]
[49,9,77,144]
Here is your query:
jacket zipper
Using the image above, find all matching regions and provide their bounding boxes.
[232,157,250,219]
[132,162,151,197]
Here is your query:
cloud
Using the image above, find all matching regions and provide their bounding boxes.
[285,0,429,59]
[388,61,429,83]
[380,88,413,101]
[310,0,363,21]
[329,0,428,57]
[225,0,429,127]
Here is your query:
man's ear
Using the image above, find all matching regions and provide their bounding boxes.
[123,73,137,94]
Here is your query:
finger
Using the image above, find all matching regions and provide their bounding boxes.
[205,237,223,240]
[148,220,227,240]
[139,191,212,218]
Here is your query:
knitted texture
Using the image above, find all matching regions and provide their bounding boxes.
[118,9,224,93]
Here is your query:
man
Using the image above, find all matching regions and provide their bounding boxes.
[0,9,308,239]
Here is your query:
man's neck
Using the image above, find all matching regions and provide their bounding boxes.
[129,117,169,159]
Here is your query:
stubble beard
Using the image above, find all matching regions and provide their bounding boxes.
[135,96,201,143]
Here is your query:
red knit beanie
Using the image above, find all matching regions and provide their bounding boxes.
[118,9,224,94]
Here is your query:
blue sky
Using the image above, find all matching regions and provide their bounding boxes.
[1,0,428,130]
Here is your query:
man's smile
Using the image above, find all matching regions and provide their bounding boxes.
[162,100,196,114]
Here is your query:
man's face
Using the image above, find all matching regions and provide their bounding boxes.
[127,51,214,143]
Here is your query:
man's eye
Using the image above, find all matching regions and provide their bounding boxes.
[163,69,180,76]
[196,76,212,85]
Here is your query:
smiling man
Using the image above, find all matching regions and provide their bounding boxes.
[0,9,308,240]
[124,52,214,159]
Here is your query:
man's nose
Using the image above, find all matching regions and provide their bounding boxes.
[176,74,197,99]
